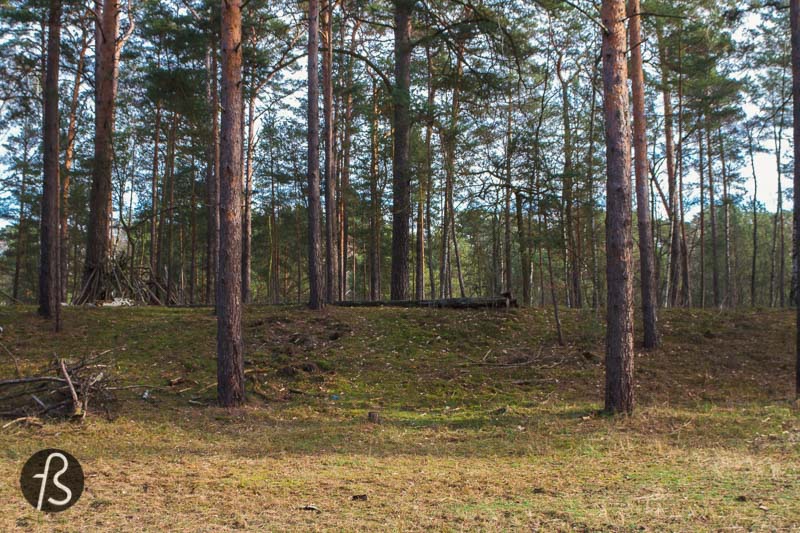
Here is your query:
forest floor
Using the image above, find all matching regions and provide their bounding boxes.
[0,304,797,531]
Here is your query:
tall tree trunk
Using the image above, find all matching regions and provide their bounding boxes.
[790,0,799,398]
[151,101,162,293]
[60,24,88,303]
[557,58,581,308]
[515,191,530,305]
[340,20,359,301]
[719,129,734,307]
[503,92,513,294]
[242,90,255,303]
[656,23,681,308]
[307,0,324,310]
[390,0,413,300]
[190,164,197,305]
[416,54,435,301]
[13,151,28,302]
[439,48,464,298]
[747,127,759,306]
[39,0,61,322]
[322,0,339,302]
[676,42,690,307]
[780,185,786,307]
[84,0,120,295]
[217,0,245,407]
[629,0,658,348]
[706,128,720,307]
[699,129,706,308]
[205,44,220,306]
[165,115,178,304]
[424,45,436,300]
[602,0,635,415]
[368,81,382,301]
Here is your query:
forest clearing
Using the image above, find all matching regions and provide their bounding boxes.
[0,305,798,530]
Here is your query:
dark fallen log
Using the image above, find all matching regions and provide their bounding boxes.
[333,296,517,309]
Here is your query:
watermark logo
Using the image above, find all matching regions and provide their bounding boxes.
[20,449,84,512]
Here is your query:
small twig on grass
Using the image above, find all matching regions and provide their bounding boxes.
[2,416,43,429]
[0,376,67,386]
[0,340,23,378]
[59,358,81,416]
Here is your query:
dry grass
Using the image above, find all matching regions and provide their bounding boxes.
[0,305,797,531]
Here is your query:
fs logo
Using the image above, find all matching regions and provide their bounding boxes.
[20,449,84,512]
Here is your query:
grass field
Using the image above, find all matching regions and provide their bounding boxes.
[0,304,798,531]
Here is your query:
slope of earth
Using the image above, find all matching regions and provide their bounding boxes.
[0,305,797,531]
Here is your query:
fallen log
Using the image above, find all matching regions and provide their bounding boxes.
[334,296,517,309]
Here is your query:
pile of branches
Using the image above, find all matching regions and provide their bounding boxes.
[72,255,165,306]
[0,352,115,423]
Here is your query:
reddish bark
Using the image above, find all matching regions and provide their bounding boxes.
[602,0,635,414]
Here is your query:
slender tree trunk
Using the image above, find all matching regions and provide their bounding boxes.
[242,90,255,303]
[719,129,734,306]
[706,128,720,307]
[629,0,658,348]
[452,214,466,297]
[416,60,435,301]
[60,25,88,303]
[150,102,162,293]
[584,61,600,311]
[439,49,463,298]
[217,0,245,408]
[747,128,759,306]
[425,46,436,300]
[322,0,339,302]
[699,129,706,308]
[165,116,177,305]
[504,92,513,294]
[13,152,28,302]
[390,0,413,300]
[677,41,690,307]
[656,23,681,308]
[190,165,197,305]
[557,59,581,308]
[84,0,120,294]
[368,80,382,301]
[790,0,799,398]
[602,0,635,415]
[515,192,530,305]
[307,0,324,310]
[205,44,220,306]
[39,0,61,322]
[341,21,359,301]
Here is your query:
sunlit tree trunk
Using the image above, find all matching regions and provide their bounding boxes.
[217,0,245,407]
[84,0,120,294]
[322,0,339,302]
[307,0,324,310]
[602,0,635,414]
[390,0,413,300]
[629,0,658,348]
